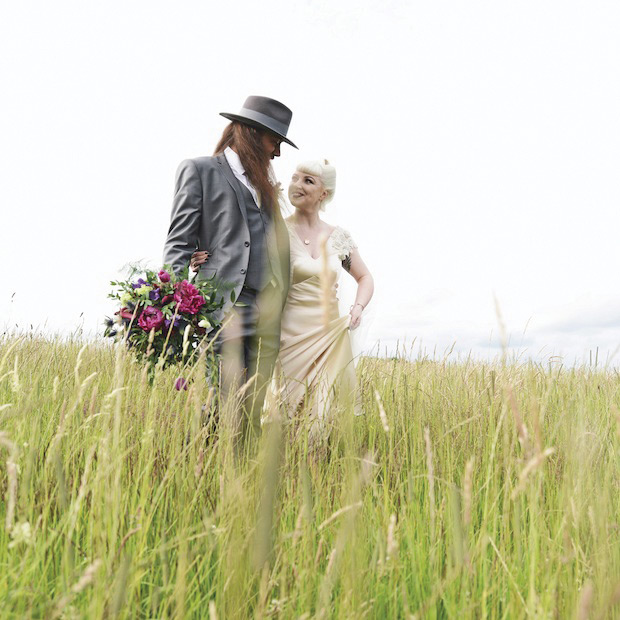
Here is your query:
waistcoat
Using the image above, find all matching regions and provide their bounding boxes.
[236,180,274,291]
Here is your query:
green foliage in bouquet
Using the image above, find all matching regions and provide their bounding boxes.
[103,265,225,372]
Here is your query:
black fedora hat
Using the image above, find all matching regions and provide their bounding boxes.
[220,95,298,149]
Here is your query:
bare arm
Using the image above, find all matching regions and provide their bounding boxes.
[344,249,374,329]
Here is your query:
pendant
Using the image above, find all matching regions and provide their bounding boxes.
[304,239,310,245]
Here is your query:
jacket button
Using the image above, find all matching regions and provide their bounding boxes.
[244,241,250,247]
[240,268,246,274]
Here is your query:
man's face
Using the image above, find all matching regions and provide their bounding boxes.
[260,132,282,160]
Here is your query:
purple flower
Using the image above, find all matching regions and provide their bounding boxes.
[131,278,148,290]
[138,306,164,332]
[175,377,188,391]
[158,270,171,283]
[164,316,180,330]
[149,288,161,301]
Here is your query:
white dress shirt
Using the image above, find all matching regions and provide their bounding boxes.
[224,146,260,207]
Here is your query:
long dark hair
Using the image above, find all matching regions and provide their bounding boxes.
[214,122,277,211]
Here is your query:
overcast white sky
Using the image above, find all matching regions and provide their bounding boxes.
[1,0,619,365]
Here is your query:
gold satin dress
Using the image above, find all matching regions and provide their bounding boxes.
[268,220,358,439]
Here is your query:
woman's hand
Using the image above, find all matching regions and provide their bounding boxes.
[344,249,374,330]
[349,303,363,330]
[190,250,210,273]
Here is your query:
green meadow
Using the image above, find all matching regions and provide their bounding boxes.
[0,335,618,618]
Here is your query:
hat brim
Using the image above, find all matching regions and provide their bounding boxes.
[219,112,298,149]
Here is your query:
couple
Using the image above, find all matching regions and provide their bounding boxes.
[163,95,373,444]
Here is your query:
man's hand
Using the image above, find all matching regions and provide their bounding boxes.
[190,250,210,273]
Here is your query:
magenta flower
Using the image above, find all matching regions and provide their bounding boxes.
[158,270,171,283]
[173,280,205,315]
[117,307,137,320]
[138,306,165,332]
[175,377,188,391]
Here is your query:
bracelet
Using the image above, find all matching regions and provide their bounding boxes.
[350,303,364,312]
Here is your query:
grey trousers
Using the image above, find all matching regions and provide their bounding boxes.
[211,284,282,442]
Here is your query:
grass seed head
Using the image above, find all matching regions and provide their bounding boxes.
[463,457,474,527]
[386,514,398,562]
[374,389,390,433]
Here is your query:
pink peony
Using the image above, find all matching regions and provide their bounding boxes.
[173,280,205,315]
[138,306,165,331]
[158,269,171,283]
[117,307,137,321]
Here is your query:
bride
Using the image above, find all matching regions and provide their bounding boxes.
[191,159,374,439]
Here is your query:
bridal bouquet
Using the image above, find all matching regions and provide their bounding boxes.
[104,265,225,372]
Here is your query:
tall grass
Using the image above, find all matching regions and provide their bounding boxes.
[0,334,618,618]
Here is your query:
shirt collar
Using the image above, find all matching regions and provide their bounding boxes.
[224,146,246,177]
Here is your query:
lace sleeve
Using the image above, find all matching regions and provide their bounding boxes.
[331,226,357,271]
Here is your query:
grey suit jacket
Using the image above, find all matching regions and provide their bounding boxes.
[163,154,291,321]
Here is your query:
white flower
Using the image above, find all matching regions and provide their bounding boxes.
[198,319,211,329]
[9,521,33,548]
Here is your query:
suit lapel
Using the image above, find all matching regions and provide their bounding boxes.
[216,153,290,295]
[216,153,249,228]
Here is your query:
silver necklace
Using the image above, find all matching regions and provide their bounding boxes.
[294,218,315,245]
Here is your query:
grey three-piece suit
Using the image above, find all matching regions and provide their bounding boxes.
[163,154,290,438]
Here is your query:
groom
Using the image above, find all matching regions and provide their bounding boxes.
[163,95,297,442]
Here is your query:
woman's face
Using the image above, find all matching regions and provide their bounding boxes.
[288,170,328,211]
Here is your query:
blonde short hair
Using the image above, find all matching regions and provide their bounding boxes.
[296,159,336,210]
